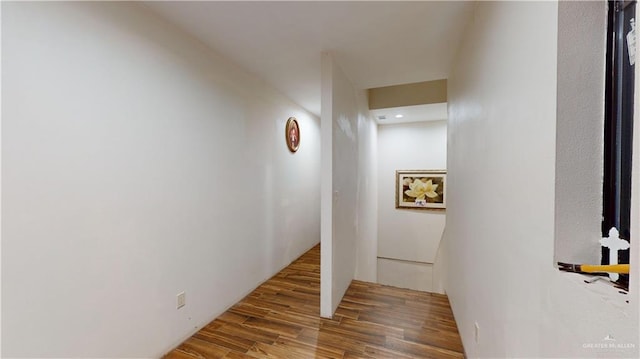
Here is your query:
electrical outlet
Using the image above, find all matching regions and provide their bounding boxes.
[474,322,480,344]
[177,292,186,309]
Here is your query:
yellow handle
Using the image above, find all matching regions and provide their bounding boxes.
[580,264,630,274]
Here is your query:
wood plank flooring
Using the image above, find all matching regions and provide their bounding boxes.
[164,245,464,358]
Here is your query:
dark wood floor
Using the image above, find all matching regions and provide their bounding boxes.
[164,245,464,358]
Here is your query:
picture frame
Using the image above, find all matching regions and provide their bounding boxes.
[396,170,446,210]
[285,117,300,153]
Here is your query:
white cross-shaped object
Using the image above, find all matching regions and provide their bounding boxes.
[600,227,630,281]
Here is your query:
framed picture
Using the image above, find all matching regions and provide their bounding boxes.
[396,170,446,210]
[285,117,300,152]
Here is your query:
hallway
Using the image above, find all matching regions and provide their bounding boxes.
[164,245,464,358]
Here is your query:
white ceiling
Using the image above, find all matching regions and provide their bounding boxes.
[370,103,447,125]
[145,1,474,116]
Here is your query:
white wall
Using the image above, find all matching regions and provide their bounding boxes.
[320,53,377,317]
[630,2,640,344]
[442,2,638,358]
[377,121,447,262]
[377,121,446,291]
[354,106,378,283]
[1,2,321,358]
[555,0,606,264]
[377,257,434,292]
[320,53,335,318]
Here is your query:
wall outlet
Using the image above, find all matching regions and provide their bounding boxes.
[474,322,480,344]
[177,292,186,309]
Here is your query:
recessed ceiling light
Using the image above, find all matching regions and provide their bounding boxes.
[395,114,404,118]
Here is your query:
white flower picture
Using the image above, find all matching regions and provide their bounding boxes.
[396,170,446,210]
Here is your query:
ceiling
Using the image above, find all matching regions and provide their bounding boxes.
[370,103,447,125]
[145,1,474,116]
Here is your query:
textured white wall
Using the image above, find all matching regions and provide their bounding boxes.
[442,2,638,358]
[1,3,321,358]
[355,108,378,283]
[320,53,377,317]
[555,0,606,264]
[377,258,433,292]
[377,121,447,263]
[376,121,446,292]
[320,53,334,318]
[631,3,640,343]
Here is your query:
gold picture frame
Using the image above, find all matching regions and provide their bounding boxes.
[396,170,446,210]
[285,117,300,153]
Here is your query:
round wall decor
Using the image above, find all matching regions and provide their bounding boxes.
[285,117,300,153]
